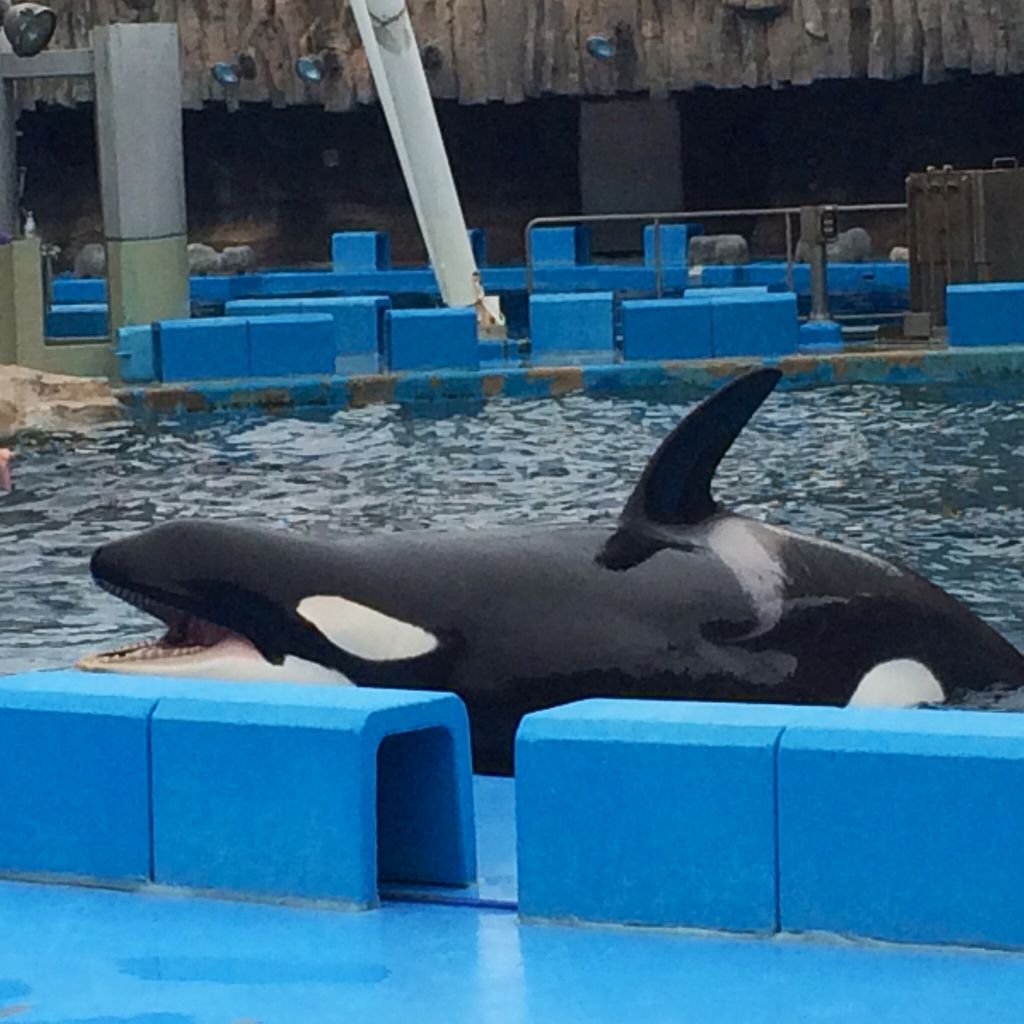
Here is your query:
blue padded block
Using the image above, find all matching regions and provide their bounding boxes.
[699,265,742,287]
[151,689,476,906]
[528,226,590,268]
[529,292,614,361]
[385,307,479,372]
[947,282,1024,347]
[779,709,1024,949]
[621,299,713,360]
[155,317,249,382]
[331,231,390,273]
[247,313,336,376]
[708,292,799,357]
[189,275,237,304]
[467,227,487,266]
[0,687,155,882]
[51,277,107,304]
[227,296,387,372]
[517,700,841,932]
[643,223,703,268]
[44,303,108,338]
[798,319,843,352]
[114,324,156,382]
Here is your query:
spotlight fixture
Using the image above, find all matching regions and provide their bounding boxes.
[295,49,341,83]
[0,1,57,58]
[420,43,443,73]
[210,52,256,86]
[585,34,615,60]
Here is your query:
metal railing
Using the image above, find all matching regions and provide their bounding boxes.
[523,203,908,313]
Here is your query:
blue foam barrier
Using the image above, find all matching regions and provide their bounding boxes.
[517,700,842,932]
[798,319,844,352]
[707,292,799,357]
[155,317,250,382]
[643,223,703,268]
[778,709,1024,949]
[151,689,476,906]
[467,227,487,267]
[528,292,614,363]
[621,298,713,360]
[331,231,390,272]
[247,313,336,376]
[528,226,591,268]
[0,687,155,883]
[51,277,107,304]
[114,324,156,382]
[385,307,479,372]
[227,296,389,374]
[947,282,1024,347]
[44,303,108,338]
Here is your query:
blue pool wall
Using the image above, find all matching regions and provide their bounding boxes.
[4,669,1024,954]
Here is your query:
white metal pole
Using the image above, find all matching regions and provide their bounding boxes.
[349,0,502,324]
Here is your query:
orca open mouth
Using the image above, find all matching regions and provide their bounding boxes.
[76,579,259,671]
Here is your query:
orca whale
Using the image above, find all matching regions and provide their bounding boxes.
[78,367,1024,774]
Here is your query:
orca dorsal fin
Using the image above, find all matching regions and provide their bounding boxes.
[620,367,782,528]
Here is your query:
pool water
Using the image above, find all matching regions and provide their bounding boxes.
[1,383,1021,675]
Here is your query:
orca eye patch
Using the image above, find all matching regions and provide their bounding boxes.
[296,595,440,662]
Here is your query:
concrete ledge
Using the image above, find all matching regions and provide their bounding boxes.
[115,345,1024,416]
[0,671,476,907]
[517,699,1024,950]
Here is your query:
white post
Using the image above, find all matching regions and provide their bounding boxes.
[349,0,503,329]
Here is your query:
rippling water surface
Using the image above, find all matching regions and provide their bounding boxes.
[1,383,1022,673]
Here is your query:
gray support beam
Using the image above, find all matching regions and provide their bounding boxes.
[0,78,15,236]
[0,48,93,79]
[93,22,186,241]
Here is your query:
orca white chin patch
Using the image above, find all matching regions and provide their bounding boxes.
[847,659,946,707]
[297,595,439,661]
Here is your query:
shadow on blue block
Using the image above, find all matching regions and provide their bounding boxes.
[45,303,109,338]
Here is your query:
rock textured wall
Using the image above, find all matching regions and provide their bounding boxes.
[16,0,1024,112]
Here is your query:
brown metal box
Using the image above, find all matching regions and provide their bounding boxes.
[907,162,1024,325]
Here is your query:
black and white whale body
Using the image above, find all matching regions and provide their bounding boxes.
[79,368,1024,774]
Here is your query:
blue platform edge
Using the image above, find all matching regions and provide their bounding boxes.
[517,699,1024,951]
[0,670,476,908]
[117,344,1024,417]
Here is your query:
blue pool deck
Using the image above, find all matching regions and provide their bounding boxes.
[5,776,1024,1024]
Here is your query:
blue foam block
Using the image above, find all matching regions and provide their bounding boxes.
[516,700,837,933]
[621,299,713,360]
[51,277,107,304]
[44,303,108,338]
[227,296,388,373]
[779,709,1024,949]
[385,307,479,372]
[151,689,476,905]
[467,227,487,267]
[528,292,614,361]
[155,317,249,381]
[643,223,703,268]
[246,313,336,376]
[0,687,155,882]
[528,226,590,268]
[114,324,156,382]
[708,292,799,357]
[798,319,844,352]
[331,231,390,273]
[947,282,1024,347]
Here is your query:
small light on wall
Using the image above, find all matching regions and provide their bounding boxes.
[0,1,57,58]
[420,43,443,73]
[210,53,257,86]
[295,49,341,83]
[585,34,616,60]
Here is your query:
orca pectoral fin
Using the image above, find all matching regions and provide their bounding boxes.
[620,367,782,528]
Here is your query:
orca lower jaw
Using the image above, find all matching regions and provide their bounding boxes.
[76,579,260,672]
